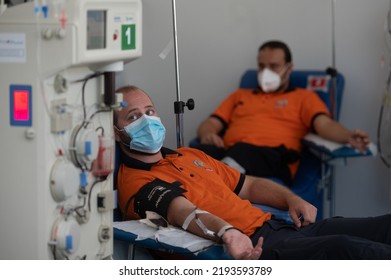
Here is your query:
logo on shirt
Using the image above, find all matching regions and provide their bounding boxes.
[193,160,213,172]
[274,99,288,108]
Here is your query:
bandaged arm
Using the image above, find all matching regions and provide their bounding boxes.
[132,179,262,259]
[131,179,240,241]
[167,196,263,259]
[167,196,238,242]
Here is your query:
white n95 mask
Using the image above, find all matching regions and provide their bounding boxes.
[257,68,282,93]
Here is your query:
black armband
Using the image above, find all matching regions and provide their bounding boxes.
[133,179,187,219]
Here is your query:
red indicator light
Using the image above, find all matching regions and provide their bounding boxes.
[13,90,29,121]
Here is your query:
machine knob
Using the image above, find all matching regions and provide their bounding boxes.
[41,28,54,40]
[25,128,36,139]
[186,98,195,110]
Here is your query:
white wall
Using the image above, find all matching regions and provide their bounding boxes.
[334,0,391,217]
[117,0,391,217]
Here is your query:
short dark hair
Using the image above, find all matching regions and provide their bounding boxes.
[258,40,292,63]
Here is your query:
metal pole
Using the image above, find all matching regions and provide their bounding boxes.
[171,0,184,148]
[328,0,337,218]
[331,0,336,72]
[330,0,337,120]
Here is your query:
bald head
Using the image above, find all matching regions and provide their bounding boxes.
[113,85,156,128]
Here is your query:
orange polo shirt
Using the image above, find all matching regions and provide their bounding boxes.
[213,88,329,175]
[117,147,271,236]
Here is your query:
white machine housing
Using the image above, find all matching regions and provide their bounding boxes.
[0,0,142,259]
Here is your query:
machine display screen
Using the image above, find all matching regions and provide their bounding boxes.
[87,10,107,50]
[10,85,32,126]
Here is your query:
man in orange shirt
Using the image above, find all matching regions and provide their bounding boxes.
[114,85,391,260]
[196,40,369,185]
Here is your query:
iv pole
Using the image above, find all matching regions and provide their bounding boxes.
[324,0,338,218]
[327,0,338,120]
[171,0,195,148]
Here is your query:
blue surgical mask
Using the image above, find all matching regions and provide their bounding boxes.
[123,114,166,154]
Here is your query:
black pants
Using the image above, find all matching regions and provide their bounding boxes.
[194,142,299,185]
[250,215,391,259]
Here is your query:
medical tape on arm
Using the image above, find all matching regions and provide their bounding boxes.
[182,208,244,241]
[182,208,216,238]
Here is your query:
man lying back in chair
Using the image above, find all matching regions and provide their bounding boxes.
[195,40,369,185]
[114,85,391,260]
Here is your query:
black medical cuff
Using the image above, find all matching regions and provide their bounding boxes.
[233,173,246,195]
[310,112,328,133]
[134,179,187,220]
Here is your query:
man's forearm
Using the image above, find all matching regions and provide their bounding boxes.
[167,196,232,241]
[197,117,222,138]
[314,115,352,143]
[318,121,352,143]
[240,176,296,209]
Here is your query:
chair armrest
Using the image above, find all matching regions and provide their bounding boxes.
[302,133,377,159]
[113,220,232,259]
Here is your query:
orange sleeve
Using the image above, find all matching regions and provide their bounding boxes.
[117,166,156,220]
[300,91,330,128]
[212,90,242,125]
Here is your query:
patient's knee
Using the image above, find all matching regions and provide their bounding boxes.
[321,234,391,260]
